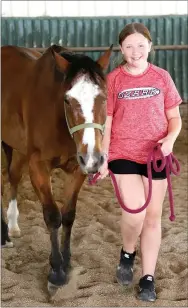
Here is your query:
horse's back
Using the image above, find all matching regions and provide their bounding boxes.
[1,46,40,153]
[2,45,40,91]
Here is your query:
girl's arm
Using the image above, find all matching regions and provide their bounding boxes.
[166,106,182,142]
[158,105,182,156]
[102,115,113,157]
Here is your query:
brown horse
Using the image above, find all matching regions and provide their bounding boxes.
[1,44,112,294]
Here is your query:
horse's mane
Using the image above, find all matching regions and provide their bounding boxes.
[59,51,105,86]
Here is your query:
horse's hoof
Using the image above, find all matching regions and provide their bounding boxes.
[48,268,67,289]
[9,228,21,238]
[1,240,14,248]
[47,281,60,296]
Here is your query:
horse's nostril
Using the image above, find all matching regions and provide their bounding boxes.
[79,155,85,166]
[100,155,104,165]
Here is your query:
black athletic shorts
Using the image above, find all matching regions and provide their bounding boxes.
[108,159,167,180]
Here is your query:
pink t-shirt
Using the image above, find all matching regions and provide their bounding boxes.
[107,63,182,164]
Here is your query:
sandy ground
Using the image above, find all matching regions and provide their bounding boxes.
[1,104,187,307]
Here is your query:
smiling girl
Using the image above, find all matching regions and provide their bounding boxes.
[99,23,182,302]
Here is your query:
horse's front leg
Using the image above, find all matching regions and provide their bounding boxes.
[61,167,86,274]
[29,152,65,294]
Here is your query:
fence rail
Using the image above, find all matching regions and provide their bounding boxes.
[32,45,188,53]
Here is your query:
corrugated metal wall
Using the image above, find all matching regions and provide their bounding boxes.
[1,15,188,102]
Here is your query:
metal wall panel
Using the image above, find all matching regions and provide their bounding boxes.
[1,15,188,101]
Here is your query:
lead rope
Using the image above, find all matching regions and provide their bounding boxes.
[88,144,180,221]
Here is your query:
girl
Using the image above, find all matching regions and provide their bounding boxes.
[99,22,182,302]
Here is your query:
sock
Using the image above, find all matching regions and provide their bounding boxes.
[142,274,154,282]
[121,248,136,259]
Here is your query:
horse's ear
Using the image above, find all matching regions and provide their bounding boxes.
[97,44,113,71]
[51,44,64,54]
[51,49,70,72]
[51,44,71,54]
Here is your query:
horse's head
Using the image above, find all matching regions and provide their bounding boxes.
[50,45,113,174]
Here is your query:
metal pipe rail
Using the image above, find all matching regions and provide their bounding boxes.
[32,45,188,53]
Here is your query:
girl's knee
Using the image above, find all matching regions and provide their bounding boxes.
[144,212,161,229]
[121,210,145,230]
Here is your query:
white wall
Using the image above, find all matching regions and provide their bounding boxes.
[2,0,187,17]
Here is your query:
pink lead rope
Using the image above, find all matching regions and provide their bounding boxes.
[88,144,180,221]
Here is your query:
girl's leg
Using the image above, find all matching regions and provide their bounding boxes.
[113,174,146,285]
[138,177,167,302]
[140,177,167,276]
[114,174,146,253]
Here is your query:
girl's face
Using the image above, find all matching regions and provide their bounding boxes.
[120,32,152,68]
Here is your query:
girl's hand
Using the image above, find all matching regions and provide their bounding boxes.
[98,159,109,179]
[157,135,175,156]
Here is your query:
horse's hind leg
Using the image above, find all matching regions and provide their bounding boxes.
[1,204,13,247]
[60,168,86,274]
[2,143,25,237]
[2,141,12,170]
[1,175,13,248]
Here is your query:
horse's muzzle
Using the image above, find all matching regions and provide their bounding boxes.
[77,152,105,174]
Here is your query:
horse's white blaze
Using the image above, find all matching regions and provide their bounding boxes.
[7,199,20,232]
[67,76,100,167]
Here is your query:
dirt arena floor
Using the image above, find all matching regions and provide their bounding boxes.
[1,104,187,307]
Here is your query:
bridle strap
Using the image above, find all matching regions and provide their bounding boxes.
[70,123,105,135]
